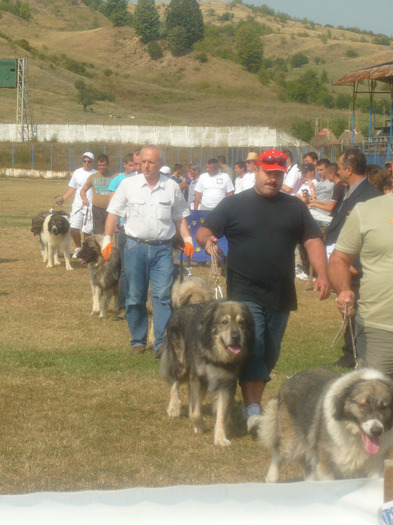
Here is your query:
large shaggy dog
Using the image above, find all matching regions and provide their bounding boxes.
[248,368,393,481]
[78,236,121,318]
[40,212,73,270]
[31,211,50,260]
[171,274,211,309]
[160,300,254,446]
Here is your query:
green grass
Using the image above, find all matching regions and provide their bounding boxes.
[0,177,348,493]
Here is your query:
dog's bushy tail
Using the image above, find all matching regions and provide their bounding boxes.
[247,398,279,449]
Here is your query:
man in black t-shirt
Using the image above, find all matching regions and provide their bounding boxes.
[196,149,330,420]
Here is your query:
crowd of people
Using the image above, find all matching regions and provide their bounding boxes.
[55,145,393,420]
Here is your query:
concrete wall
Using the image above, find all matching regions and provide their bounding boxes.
[2,168,69,179]
[0,124,304,148]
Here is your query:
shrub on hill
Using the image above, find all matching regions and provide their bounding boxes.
[147,40,163,60]
[0,0,31,20]
[103,0,132,26]
[291,119,314,142]
[235,23,263,73]
[165,0,204,49]
[134,0,160,43]
[290,52,308,68]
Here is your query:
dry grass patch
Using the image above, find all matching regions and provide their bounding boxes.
[0,177,347,494]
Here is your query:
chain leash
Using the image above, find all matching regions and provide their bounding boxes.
[330,302,358,368]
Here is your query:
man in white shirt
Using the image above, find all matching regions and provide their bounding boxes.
[281,150,302,195]
[102,145,193,357]
[187,162,201,210]
[55,152,96,258]
[193,158,234,210]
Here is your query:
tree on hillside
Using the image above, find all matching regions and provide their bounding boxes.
[235,25,263,73]
[165,0,204,50]
[134,0,160,43]
[103,0,132,27]
[75,80,97,111]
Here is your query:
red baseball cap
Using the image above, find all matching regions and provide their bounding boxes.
[256,149,287,173]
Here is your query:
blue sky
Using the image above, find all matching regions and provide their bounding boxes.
[243,0,393,37]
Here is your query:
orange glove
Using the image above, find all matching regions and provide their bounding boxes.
[183,237,194,259]
[102,235,112,261]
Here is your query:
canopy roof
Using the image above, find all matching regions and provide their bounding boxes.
[334,61,393,86]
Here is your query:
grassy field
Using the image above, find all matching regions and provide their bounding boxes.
[0,176,346,494]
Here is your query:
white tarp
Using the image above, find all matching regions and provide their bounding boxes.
[0,479,383,524]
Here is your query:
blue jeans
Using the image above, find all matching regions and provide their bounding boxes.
[117,226,126,310]
[124,237,173,353]
[239,301,289,383]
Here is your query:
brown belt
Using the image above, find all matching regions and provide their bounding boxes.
[126,235,173,246]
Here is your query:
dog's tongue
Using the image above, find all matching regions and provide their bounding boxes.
[33,233,37,238]
[360,428,380,455]
[80,259,86,266]
[228,345,241,355]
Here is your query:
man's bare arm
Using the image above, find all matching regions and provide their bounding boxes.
[194,191,202,210]
[196,226,218,255]
[281,184,293,194]
[308,197,337,213]
[303,237,330,300]
[328,249,356,316]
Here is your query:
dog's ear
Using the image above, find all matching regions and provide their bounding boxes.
[333,383,354,420]
[241,304,255,352]
[197,301,217,346]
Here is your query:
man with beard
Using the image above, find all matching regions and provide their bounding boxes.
[196,149,330,419]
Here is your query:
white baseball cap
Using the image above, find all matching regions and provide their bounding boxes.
[160,166,171,175]
[82,152,94,161]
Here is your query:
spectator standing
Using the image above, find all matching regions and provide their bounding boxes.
[102,145,193,357]
[218,155,235,183]
[325,149,380,368]
[234,160,248,194]
[308,162,344,216]
[281,150,302,195]
[329,192,393,377]
[80,154,115,235]
[193,158,234,210]
[108,152,138,321]
[55,152,96,258]
[187,163,201,210]
[196,149,329,419]
[385,157,393,178]
[296,163,318,203]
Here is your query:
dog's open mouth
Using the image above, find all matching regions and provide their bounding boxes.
[227,345,242,355]
[360,427,381,455]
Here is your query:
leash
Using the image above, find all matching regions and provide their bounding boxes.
[179,251,192,284]
[330,302,358,369]
[209,245,226,300]
[83,204,92,226]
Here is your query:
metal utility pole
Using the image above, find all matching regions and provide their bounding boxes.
[16,58,36,141]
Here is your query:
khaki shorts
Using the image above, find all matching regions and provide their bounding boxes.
[356,324,393,379]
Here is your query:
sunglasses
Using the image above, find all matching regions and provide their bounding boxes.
[261,155,287,167]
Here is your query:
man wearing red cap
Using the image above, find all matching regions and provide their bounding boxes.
[196,149,330,420]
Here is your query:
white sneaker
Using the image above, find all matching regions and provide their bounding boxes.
[296,272,309,280]
[242,403,261,420]
[72,247,82,259]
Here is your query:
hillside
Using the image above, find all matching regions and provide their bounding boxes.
[0,0,392,139]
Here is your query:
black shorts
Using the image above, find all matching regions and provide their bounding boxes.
[92,205,108,235]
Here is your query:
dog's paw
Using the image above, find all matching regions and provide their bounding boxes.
[90,311,100,316]
[46,263,53,268]
[66,266,73,271]
[54,261,61,266]
[167,402,181,419]
[214,436,231,447]
[98,313,107,319]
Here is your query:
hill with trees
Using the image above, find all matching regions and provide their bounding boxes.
[0,0,392,142]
